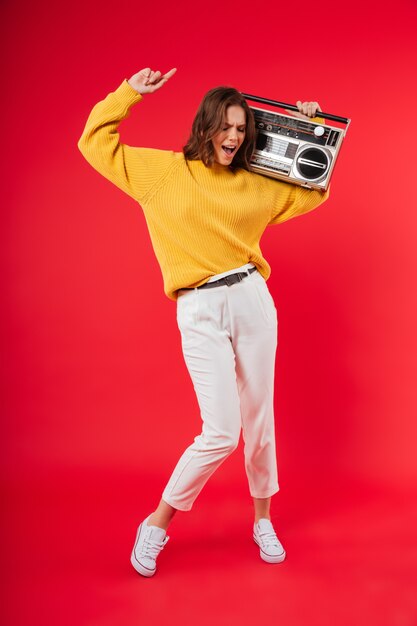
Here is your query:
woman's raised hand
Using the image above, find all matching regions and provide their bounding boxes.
[285,101,322,120]
[128,67,177,95]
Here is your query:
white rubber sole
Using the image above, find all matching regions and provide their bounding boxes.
[253,535,286,563]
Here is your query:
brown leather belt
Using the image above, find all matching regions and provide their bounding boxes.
[181,266,257,290]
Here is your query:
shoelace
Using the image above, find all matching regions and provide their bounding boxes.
[143,535,168,560]
[258,529,281,549]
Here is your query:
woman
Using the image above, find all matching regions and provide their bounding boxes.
[78,67,329,577]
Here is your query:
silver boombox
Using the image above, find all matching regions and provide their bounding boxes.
[242,93,351,191]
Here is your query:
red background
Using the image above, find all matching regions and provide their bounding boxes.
[2,0,417,624]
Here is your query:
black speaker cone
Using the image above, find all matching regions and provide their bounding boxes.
[296,148,329,180]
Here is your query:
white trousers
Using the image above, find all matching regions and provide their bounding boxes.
[162,268,279,511]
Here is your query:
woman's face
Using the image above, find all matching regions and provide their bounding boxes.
[212,105,246,166]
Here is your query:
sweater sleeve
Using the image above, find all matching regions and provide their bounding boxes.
[264,176,330,226]
[77,80,176,202]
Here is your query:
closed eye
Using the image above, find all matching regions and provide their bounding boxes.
[222,127,246,132]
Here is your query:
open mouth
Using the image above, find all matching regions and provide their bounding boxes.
[222,145,237,157]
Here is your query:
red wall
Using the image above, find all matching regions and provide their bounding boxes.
[2,0,417,490]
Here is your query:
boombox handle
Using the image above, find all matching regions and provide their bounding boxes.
[241,92,351,129]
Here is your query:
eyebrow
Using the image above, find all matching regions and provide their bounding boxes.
[223,122,246,127]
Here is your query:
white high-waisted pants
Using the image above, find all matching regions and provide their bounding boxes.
[161,268,279,511]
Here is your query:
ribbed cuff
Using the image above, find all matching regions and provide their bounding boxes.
[113,79,143,105]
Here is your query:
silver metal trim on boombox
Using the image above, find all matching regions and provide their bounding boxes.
[241,93,351,191]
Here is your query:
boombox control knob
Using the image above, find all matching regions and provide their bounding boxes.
[314,126,325,137]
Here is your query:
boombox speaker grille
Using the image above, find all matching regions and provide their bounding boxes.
[295,147,330,180]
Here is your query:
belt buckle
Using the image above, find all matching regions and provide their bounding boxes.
[224,273,242,287]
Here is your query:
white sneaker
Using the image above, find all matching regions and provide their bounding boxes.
[130,515,170,577]
[253,518,286,563]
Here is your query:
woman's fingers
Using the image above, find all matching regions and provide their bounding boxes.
[146,70,161,85]
[147,67,177,92]
[139,67,151,81]
[128,67,177,94]
[162,67,177,80]
[295,100,321,118]
[147,67,177,85]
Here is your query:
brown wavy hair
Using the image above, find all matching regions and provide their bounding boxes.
[183,86,256,170]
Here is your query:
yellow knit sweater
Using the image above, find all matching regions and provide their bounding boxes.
[78,80,329,300]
